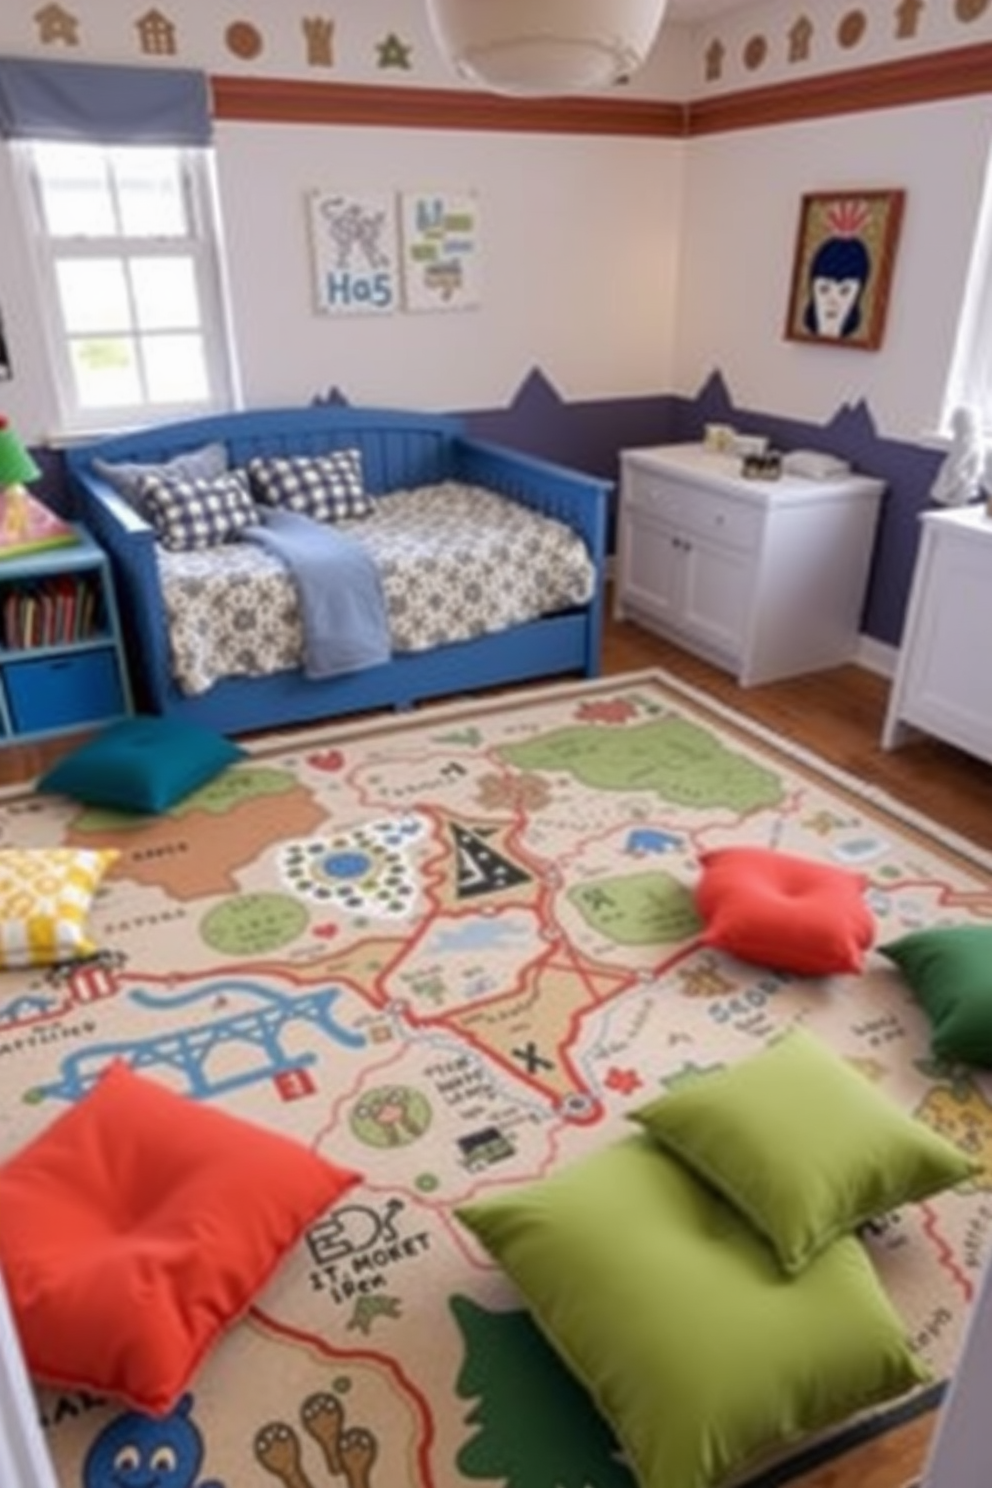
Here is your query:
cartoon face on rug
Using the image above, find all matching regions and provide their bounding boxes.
[83,1395,221,1488]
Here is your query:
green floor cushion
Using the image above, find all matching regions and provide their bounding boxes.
[695,846,875,975]
[629,1029,975,1274]
[38,715,246,814]
[880,925,992,1067]
[457,1132,926,1488]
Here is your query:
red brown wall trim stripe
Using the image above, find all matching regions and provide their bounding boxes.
[210,76,686,137]
[688,40,992,135]
[211,41,992,139]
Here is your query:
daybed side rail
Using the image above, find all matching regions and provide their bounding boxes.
[67,472,174,713]
[452,436,611,677]
[451,436,610,555]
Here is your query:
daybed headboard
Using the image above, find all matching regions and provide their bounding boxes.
[66,405,467,494]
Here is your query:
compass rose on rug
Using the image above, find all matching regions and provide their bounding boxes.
[279,815,425,918]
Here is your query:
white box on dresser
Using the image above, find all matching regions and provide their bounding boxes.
[883,505,992,764]
[614,443,886,686]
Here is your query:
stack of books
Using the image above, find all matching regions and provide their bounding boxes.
[1,574,98,650]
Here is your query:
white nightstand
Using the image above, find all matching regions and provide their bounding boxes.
[615,443,885,686]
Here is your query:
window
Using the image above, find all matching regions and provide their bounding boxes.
[938,141,992,437]
[14,140,237,431]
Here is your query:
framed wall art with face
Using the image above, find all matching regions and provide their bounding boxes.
[784,189,905,351]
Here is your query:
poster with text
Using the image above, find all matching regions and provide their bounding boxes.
[308,191,400,316]
[400,191,480,312]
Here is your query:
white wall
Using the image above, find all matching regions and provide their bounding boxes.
[3,0,992,446]
[672,97,992,441]
[218,123,684,413]
[0,1,688,440]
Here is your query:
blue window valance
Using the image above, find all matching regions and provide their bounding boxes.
[0,57,211,145]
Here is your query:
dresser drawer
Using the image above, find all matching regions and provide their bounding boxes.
[623,469,762,552]
[5,648,125,733]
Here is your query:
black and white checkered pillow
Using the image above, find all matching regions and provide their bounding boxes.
[247,450,372,522]
[137,470,257,551]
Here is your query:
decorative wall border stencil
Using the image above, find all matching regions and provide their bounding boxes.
[896,0,925,40]
[308,191,400,316]
[302,17,335,67]
[225,20,263,60]
[743,34,768,70]
[376,32,414,71]
[400,191,481,313]
[957,0,992,21]
[137,10,177,57]
[34,3,79,46]
[704,39,724,81]
[784,189,905,352]
[838,9,869,48]
[789,17,814,62]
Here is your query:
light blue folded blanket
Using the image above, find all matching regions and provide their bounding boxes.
[244,507,391,679]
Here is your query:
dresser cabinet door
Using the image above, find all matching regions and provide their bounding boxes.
[883,514,992,762]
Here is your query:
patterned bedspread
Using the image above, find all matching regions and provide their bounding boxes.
[158,482,597,696]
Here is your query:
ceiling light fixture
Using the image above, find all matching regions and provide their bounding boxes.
[426,0,670,97]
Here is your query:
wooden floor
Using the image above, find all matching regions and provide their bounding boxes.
[604,614,992,857]
[4,610,988,1486]
[6,608,992,860]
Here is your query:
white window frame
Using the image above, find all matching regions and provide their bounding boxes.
[10,140,240,435]
[938,141,992,440]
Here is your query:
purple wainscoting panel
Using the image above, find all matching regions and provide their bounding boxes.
[25,445,73,521]
[38,367,945,653]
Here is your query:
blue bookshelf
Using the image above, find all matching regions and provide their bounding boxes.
[0,526,133,745]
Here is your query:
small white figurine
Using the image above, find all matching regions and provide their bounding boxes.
[930,405,984,507]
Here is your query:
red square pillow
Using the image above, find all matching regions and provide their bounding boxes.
[0,1062,361,1414]
[696,846,875,976]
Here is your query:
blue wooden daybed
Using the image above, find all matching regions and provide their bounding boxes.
[66,405,610,737]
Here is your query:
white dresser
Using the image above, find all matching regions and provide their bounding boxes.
[615,444,886,686]
[883,505,992,763]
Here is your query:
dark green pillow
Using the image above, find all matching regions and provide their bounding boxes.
[881,925,992,1066]
[38,715,246,814]
[628,1029,976,1273]
[457,1133,926,1488]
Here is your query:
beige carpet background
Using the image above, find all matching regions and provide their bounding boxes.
[2,670,991,1488]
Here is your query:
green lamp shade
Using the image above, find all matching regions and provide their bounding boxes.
[0,418,41,487]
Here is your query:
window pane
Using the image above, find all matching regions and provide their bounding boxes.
[131,257,200,329]
[55,259,132,332]
[35,143,115,237]
[24,140,235,427]
[113,149,187,238]
[144,334,209,402]
[69,336,141,408]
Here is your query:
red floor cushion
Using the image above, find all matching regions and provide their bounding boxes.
[696,846,875,975]
[0,1062,361,1414]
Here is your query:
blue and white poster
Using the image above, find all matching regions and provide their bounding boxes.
[308,191,400,316]
[400,191,481,312]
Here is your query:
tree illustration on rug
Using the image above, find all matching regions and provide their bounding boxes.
[451,1294,635,1488]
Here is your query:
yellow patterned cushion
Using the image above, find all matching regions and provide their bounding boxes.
[0,848,119,969]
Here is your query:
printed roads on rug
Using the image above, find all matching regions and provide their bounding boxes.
[2,671,990,1488]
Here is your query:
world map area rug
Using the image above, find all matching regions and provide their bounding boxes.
[2,669,992,1488]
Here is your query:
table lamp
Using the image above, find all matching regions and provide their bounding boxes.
[0,417,74,557]
[0,417,42,544]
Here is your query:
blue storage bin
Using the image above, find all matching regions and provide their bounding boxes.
[5,648,125,733]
